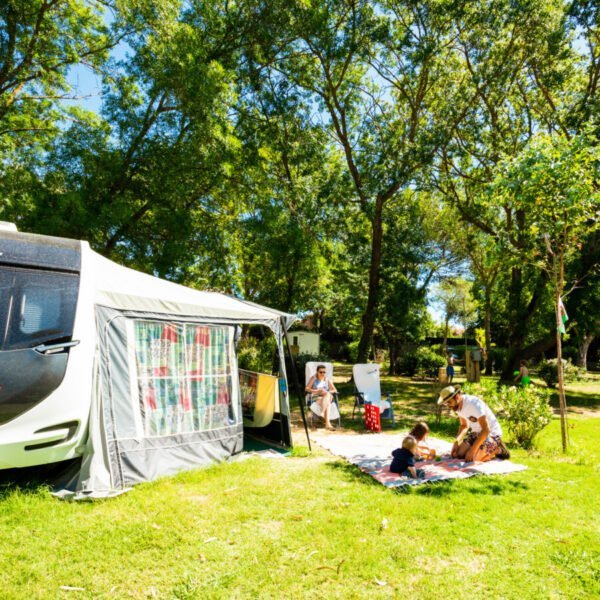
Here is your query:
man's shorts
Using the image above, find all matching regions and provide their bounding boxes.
[464,432,505,458]
[446,365,455,377]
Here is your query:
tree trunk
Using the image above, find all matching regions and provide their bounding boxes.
[484,288,493,375]
[577,333,594,370]
[502,268,545,379]
[388,339,398,376]
[357,198,384,363]
[556,295,568,453]
[442,316,449,356]
[555,249,568,453]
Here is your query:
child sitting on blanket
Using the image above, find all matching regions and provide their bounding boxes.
[390,435,423,478]
[409,421,436,460]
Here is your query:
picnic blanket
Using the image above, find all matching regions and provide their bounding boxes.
[312,432,527,488]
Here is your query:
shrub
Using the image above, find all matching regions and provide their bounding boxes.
[397,347,445,378]
[415,347,446,378]
[561,346,578,364]
[237,336,278,373]
[397,352,419,376]
[461,379,502,413]
[537,358,583,388]
[488,347,507,374]
[293,352,332,378]
[496,385,552,448]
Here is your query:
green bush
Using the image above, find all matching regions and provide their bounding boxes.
[397,352,418,376]
[488,347,507,374]
[496,385,552,448]
[397,347,445,377]
[561,346,579,364]
[461,379,502,412]
[293,352,332,378]
[237,336,278,373]
[537,358,583,388]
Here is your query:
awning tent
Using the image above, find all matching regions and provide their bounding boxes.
[60,245,297,499]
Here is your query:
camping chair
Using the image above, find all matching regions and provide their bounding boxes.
[352,363,394,426]
[305,362,341,429]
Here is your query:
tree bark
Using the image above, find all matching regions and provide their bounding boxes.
[577,333,594,370]
[443,316,449,356]
[484,288,493,375]
[356,197,384,363]
[502,268,545,378]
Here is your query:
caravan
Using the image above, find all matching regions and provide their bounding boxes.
[0,224,296,496]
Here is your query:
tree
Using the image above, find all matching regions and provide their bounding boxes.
[493,132,600,451]
[245,0,488,361]
[0,0,113,154]
[431,0,596,377]
[432,277,476,355]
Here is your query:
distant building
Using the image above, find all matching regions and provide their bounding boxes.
[290,331,320,356]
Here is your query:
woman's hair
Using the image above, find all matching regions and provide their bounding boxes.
[402,435,417,452]
[409,421,430,441]
[316,364,326,374]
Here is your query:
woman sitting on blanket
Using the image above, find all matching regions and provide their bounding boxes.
[409,421,436,460]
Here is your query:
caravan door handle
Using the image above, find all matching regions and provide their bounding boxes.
[34,340,80,355]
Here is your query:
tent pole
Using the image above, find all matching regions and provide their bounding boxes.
[281,319,311,451]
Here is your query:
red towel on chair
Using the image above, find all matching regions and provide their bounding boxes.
[365,404,381,432]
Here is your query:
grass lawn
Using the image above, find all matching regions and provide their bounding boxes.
[0,370,598,599]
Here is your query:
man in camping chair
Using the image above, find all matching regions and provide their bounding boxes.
[305,364,339,431]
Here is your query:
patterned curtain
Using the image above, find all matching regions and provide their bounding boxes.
[133,321,236,437]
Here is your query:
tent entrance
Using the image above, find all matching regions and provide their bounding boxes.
[240,369,291,448]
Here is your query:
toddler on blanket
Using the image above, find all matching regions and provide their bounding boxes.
[390,435,425,478]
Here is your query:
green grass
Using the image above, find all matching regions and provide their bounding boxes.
[1,371,599,599]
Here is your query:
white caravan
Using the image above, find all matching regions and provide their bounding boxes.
[0,225,295,492]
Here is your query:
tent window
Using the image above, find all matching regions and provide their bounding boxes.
[133,321,238,436]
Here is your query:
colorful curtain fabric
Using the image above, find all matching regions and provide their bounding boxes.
[134,321,237,436]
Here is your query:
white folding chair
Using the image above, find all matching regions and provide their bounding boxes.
[352,363,394,425]
[305,362,341,428]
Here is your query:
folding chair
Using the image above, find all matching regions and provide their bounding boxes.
[352,363,394,426]
[305,362,341,429]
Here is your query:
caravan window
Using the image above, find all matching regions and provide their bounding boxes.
[132,321,238,437]
[0,266,79,351]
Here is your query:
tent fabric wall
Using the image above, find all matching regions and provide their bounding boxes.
[55,246,297,499]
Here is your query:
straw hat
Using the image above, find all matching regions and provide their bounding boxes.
[437,385,460,405]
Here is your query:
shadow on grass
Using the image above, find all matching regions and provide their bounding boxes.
[394,475,529,498]
[324,460,382,487]
[464,478,529,495]
[325,456,529,499]
[550,390,600,410]
[0,458,80,501]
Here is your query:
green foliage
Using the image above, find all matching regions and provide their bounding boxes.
[538,358,584,389]
[397,346,445,378]
[236,336,277,374]
[496,385,553,448]
[461,378,502,411]
[488,347,507,374]
[2,0,599,383]
[292,352,332,379]
[0,0,111,153]
[463,380,552,447]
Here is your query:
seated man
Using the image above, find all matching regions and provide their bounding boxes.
[438,386,510,462]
